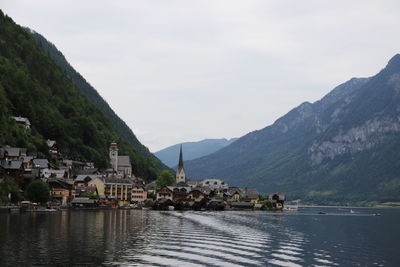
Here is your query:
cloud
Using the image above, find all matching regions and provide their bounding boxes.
[2,0,400,151]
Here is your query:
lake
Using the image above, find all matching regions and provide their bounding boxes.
[0,207,399,266]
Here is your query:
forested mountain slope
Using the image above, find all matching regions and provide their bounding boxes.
[0,10,166,180]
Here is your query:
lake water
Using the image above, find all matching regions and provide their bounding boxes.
[0,207,399,266]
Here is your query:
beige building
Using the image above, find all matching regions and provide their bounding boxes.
[88,177,137,205]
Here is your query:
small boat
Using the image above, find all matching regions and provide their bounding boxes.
[373,213,381,216]
[34,208,57,212]
[283,205,299,211]
[350,209,355,214]
[318,211,327,214]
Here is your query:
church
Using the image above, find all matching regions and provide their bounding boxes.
[175,145,187,185]
[109,143,132,177]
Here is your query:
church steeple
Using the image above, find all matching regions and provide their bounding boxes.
[178,144,184,170]
[176,144,186,185]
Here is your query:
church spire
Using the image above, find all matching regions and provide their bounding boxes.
[176,144,186,185]
[178,144,184,170]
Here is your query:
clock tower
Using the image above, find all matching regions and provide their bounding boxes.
[109,142,118,170]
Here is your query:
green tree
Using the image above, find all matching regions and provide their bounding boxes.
[25,180,50,204]
[0,179,20,204]
[156,170,175,189]
[260,200,273,210]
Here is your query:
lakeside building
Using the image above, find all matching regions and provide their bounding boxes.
[154,146,263,210]
[268,193,286,209]
[83,176,147,205]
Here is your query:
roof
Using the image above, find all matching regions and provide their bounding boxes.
[145,180,156,190]
[228,187,243,196]
[47,178,74,189]
[186,179,201,186]
[13,116,31,126]
[242,188,259,199]
[75,174,104,182]
[76,168,99,175]
[268,193,286,201]
[0,160,23,170]
[167,186,191,192]
[22,156,35,163]
[191,187,212,195]
[117,156,131,167]
[32,159,49,168]
[46,139,56,147]
[4,147,21,157]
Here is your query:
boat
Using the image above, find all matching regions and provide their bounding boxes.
[34,208,58,212]
[283,205,299,211]
[373,213,381,216]
[318,211,327,214]
[350,209,355,214]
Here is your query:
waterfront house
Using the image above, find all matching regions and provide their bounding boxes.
[131,184,147,203]
[71,197,97,208]
[241,188,260,203]
[228,188,243,202]
[170,186,191,202]
[104,178,135,205]
[156,186,173,200]
[145,181,157,199]
[268,193,286,210]
[47,178,75,205]
[187,189,206,201]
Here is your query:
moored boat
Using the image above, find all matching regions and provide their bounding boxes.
[283,205,299,211]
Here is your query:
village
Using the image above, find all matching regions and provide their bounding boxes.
[0,116,286,212]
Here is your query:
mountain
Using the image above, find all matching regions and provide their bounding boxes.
[155,138,238,167]
[0,10,166,180]
[185,54,400,204]
[28,28,169,180]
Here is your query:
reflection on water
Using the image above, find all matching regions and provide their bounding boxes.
[0,207,398,266]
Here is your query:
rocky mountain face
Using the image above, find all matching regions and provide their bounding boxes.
[185,55,400,204]
[155,138,238,167]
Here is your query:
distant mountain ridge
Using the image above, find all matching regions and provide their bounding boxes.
[185,54,400,204]
[155,138,238,167]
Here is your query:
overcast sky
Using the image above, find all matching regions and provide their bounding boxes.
[2,1,400,151]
